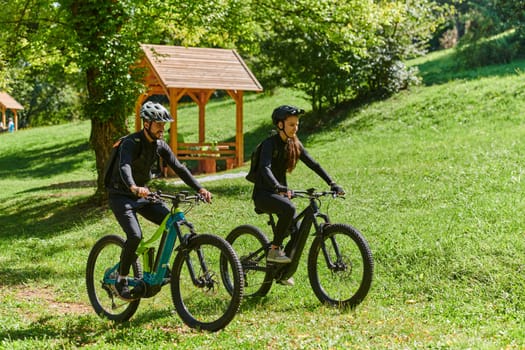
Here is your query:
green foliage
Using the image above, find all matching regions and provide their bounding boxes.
[254,0,377,109]
[430,0,525,61]
[0,0,451,118]
[252,0,448,111]
[0,51,9,91]
[60,0,145,125]
[497,0,525,45]
[8,64,83,126]
[455,32,521,68]
[0,0,84,126]
[148,0,258,49]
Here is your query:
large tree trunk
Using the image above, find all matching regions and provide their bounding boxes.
[68,0,143,203]
[90,117,126,203]
[85,64,129,203]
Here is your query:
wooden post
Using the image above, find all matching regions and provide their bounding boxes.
[236,90,244,165]
[169,89,179,156]
[198,94,205,144]
[168,88,187,155]
[1,106,5,129]
[135,93,148,132]
[227,90,244,167]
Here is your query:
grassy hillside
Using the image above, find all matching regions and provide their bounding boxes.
[1,53,525,349]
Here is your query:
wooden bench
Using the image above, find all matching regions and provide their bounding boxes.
[176,142,237,173]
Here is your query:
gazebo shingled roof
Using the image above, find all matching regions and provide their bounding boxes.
[0,92,24,131]
[136,44,263,173]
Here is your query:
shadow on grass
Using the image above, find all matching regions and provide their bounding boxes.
[0,306,222,345]
[0,314,140,346]
[0,191,104,240]
[415,54,525,86]
[20,180,97,193]
[0,266,58,285]
[131,308,175,324]
[0,139,91,179]
[0,294,324,345]
[0,189,106,285]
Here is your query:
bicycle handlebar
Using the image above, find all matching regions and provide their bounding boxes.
[147,190,206,205]
[290,188,345,199]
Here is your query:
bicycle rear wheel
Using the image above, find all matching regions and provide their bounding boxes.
[171,234,243,332]
[86,235,142,322]
[308,224,373,308]
[222,225,273,297]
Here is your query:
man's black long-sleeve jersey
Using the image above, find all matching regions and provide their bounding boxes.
[106,130,202,194]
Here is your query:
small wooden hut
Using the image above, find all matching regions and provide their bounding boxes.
[136,44,263,173]
[0,92,24,131]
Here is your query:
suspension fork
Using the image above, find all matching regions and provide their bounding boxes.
[316,213,343,269]
[182,245,210,288]
[177,221,211,288]
[182,247,201,287]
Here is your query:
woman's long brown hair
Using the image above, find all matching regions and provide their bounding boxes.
[285,136,302,173]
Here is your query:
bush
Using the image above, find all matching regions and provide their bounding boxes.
[454,34,520,69]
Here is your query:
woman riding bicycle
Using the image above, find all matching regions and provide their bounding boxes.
[251,105,345,269]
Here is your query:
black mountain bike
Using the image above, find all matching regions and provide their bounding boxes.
[221,188,373,308]
[86,191,244,331]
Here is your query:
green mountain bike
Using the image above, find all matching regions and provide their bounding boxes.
[86,191,244,331]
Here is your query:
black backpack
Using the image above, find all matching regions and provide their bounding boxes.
[245,135,277,183]
[104,135,161,188]
[103,136,126,188]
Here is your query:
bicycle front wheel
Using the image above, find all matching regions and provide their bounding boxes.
[222,225,273,298]
[85,235,142,322]
[308,224,373,308]
[171,234,243,332]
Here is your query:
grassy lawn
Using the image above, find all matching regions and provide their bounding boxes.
[1,54,525,349]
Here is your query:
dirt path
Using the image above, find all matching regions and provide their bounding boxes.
[169,171,247,185]
[10,286,91,318]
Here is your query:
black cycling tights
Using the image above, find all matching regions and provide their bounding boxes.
[109,194,170,276]
[253,191,296,247]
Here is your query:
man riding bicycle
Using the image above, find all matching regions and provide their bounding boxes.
[105,101,212,300]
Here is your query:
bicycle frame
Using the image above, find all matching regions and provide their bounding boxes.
[224,188,372,307]
[88,190,245,330]
[102,194,199,298]
[268,192,331,281]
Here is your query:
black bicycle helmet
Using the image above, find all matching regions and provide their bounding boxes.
[140,101,174,122]
[271,105,304,125]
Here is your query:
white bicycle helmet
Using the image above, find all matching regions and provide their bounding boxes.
[140,102,173,122]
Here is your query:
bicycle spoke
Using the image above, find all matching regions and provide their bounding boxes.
[223,225,272,298]
[172,234,243,331]
[86,235,141,322]
[308,224,373,308]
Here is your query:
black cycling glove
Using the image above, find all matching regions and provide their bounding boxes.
[274,185,288,194]
[330,183,345,195]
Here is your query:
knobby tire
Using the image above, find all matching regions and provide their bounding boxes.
[86,235,142,322]
[171,234,243,332]
[308,224,373,308]
[222,225,273,298]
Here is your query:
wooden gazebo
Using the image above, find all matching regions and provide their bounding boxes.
[0,92,24,131]
[136,44,263,173]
